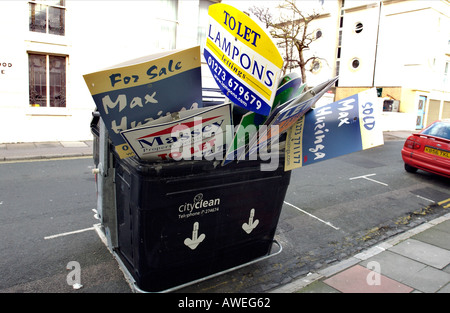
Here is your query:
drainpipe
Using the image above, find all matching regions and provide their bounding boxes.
[372,1,382,87]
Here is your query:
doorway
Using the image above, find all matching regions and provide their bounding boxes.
[416,95,427,130]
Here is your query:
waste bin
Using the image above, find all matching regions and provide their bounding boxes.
[113,153,291,292]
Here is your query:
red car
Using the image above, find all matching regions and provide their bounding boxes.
[401,119,450,178]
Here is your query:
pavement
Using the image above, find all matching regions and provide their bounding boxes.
[272,213,450,293]
[1,131,449,293]
[0,140,94,162]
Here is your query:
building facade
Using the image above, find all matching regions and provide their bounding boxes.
[1,0,449,144]
[306,0,450,130]
[0,0,217,143]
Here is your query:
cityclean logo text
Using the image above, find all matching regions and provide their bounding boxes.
[178,193,220,219]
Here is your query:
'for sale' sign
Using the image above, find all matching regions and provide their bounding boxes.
[204,3,283,116]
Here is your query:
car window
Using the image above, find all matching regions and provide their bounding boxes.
[422,122,450,140]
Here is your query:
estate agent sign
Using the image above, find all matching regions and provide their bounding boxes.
[204,3,283,116]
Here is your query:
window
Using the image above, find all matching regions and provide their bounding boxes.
[198,0,216,51]
[29,53,66,107]
[156,0,178,50]
[421,121,450,140]
[29,1,65,36]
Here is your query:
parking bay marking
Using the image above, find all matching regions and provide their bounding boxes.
[44,226,95,240]
[283,201,340,230]
[44,210,101,240]
[349,173,388,186]
[416,195,435,203]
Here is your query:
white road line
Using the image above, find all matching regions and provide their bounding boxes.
[283,201,340,230]
[416,195,435,203]
[44,226,95,240]
[349,173,388,186]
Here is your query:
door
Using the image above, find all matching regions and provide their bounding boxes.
[416,96,427,130]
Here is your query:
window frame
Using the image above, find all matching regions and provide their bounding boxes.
[29,0,66,36]
[197,0,216,52]
[154,0,179,50]
[28,53,67,109]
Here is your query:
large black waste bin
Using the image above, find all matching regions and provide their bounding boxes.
[113,154,291,292]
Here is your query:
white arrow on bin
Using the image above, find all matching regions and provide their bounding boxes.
[242,209,259,234]
[184,222,206,250]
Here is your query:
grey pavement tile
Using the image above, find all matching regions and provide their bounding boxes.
[359,250,427,283]
[389,239,450,269]
[61,141,89,148]
[433,220,450,235]
[437,283,450,293]
[318,257,360,277]
[402,266,450,293]
[34,142,62,148]
[5,143,36,150]
[297,280,339,293]
[412,227,450,250]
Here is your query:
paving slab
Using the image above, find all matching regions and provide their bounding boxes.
[34,142,62,148]
[323,265,413,293]
[318,257,360,278]
[297,280,339,293]
[412,228,450,250]
[359,250,427,283]
[60,141,89,148]
[401,266,450,293]
[437,283,450,293]
[389,239,450,269]
[432,220,450,235]
[5,143,36,150]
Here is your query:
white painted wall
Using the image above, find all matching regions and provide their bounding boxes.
[0,0,211,143]
[338,2,380,87]
[1,0,449,143]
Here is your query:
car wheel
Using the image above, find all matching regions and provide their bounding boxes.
[404,163,418,173]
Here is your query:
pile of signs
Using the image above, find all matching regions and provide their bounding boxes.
[83,3,384,171]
